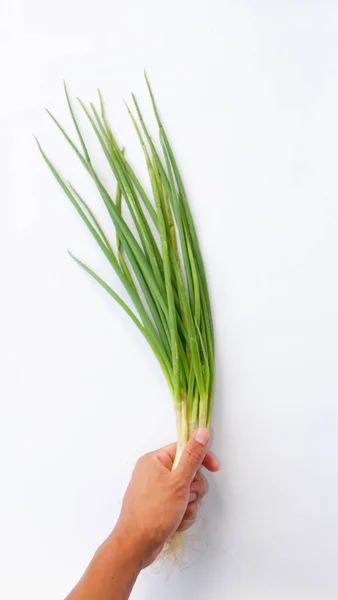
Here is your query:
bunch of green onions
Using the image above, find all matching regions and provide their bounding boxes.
[37,75,214,468]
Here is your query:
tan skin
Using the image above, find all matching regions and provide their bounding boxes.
[66,428,219,600]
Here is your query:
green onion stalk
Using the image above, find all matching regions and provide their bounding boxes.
[37,74,214,471]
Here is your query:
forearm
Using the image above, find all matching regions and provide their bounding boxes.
[65,528,142,600]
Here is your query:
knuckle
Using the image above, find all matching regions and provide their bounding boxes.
[192,480,205,494]
[136,452,150,467]
[191,473,207,497]
[186,503,198,520]
[184,446,202,468]
[172,475,188,496]
[135,457,144,468]
[199,480,207,497]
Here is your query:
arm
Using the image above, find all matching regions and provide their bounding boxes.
[66,428,219,600]
[66,531,141,600]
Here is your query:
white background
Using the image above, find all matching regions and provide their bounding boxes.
[1,1,338,599]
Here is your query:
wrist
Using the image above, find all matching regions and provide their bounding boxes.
[107,522,146,571]
[111,518,159,570]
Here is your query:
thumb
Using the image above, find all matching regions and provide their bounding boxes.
[176,428,210,483]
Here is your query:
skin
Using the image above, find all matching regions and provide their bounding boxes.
[66,428,219,600]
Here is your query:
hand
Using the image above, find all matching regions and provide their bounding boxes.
[113,428,219,568]
[65,430,220,600]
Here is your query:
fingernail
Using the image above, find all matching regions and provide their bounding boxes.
[189,492,197,503]
[194,428,210,446]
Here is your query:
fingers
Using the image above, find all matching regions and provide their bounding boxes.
[202,451,220,472]
[188,471,207,503]
[178,472,207,531]
[155,438,220,473]
[175,429,210,484]
[177,501,199,532]
[155,443,177,469]
[190,474,206,499]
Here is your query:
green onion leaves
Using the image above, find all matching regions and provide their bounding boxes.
[37,75,214,434]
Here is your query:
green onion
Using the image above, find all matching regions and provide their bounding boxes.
[37,74,214,467]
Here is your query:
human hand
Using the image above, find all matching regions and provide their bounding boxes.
[112,428,219,568]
